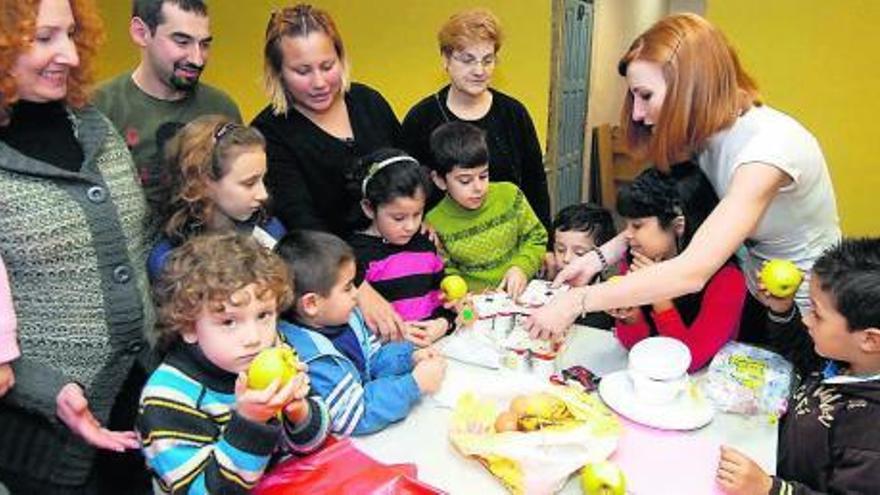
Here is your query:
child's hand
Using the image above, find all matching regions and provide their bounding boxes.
[235,371,301,424]
[607,306,640,324]
[540,252,558,280]
[755,267,798,315]
[56,383,140,452]
[629,250,662,272]
[0,362,15,397]
[407,319,448,346]
[282,362,312,424]
[716,445,773,495]
[499,266,528,300]
[358,282,407,342]
[413,356,447,394]
[412,346,441,364]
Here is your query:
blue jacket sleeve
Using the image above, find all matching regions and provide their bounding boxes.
[147,238,173,281]
[368,340,416,378]
[306,353,421,437]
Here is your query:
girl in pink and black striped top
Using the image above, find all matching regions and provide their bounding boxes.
[348,149,455,346]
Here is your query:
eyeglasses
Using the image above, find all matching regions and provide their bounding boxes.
[450,52,497,69]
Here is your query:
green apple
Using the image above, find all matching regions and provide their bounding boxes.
[440,275,468,301]
[581,461,626,495]
[761,259,803,298]
[247,345,298,390]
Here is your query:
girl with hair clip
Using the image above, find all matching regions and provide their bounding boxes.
[527,13,839,343]
[348,148,455,347]
[610,164,746,371]
[147,114,284,280]
[252,3,407,342]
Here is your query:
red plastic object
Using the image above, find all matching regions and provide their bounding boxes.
[254,437,446,495]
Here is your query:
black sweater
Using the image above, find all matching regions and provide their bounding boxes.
[401,85,551,234]
[766,308,880,495]
[252,83,401,238]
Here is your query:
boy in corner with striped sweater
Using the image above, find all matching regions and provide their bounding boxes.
[137,233,329,494]
[425,122,548,301]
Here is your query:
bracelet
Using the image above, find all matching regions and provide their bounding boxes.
[590,246,608,272]
[580,289,590,318]
[767,304,797,324]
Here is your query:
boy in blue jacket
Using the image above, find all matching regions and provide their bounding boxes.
[275,230,447,436]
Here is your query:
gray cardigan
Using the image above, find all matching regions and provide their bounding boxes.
[0,105,154,486]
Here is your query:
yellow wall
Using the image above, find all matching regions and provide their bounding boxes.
[708,0,879,236]
[94,1,551,143]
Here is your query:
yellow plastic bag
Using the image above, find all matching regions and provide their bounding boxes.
[450,385,620,495]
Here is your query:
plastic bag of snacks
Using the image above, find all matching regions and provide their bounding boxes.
[449,385,620,495]
[701,342,793,420]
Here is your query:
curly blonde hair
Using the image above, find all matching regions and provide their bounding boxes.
[0,0,104,123]
[162,114,267,244]
[152,232,293,348]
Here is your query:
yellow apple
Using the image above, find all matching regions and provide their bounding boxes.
[760,259,803,298]
[581,461,626,495]
[607,275,623,283]
[440,275,468,301]
[247,345,298,390]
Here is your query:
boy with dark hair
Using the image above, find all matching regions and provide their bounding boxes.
[551,203,617,329]
[717,237,880,495]
[425,122,547,299]
[275,230,446,436]
[139,233,329,494]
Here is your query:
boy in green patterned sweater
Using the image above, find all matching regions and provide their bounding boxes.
[425,122,548,299]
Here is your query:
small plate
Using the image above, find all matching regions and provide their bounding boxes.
[598,370,715,431]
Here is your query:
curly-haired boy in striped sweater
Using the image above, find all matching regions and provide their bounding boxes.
[137,233,329,494]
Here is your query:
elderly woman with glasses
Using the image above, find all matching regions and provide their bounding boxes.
[402,8,551,234]
[252,4,410,342]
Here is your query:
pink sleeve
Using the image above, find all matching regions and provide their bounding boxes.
[652,265,746,371]
[0,257,19,363]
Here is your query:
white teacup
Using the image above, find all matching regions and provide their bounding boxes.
[628,337,692,405]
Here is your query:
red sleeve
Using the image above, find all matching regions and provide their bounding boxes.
[652,264,746,371]
[612,262,652,349]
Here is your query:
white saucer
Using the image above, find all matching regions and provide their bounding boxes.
[598,370,715,431]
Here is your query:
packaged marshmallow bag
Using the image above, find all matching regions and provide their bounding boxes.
[701,342,793,421]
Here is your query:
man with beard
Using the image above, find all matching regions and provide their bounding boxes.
[95,0,241,228]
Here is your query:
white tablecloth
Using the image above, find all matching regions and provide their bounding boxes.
[354,326,777,494]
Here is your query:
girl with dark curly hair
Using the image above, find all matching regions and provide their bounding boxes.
[610,164,746,371]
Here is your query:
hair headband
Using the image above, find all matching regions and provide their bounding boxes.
[361,156,419,196]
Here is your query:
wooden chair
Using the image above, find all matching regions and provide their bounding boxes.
[590,123,648,209]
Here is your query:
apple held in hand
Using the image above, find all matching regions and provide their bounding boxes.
[581,461,626,495]
[441,275,468,301]
[761,259,803,298]
[247,345,299,390]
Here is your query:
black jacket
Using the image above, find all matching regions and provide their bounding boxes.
[768,308,880,494]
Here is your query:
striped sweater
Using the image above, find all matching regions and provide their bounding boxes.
[279,311,422,436]
[350,231,453,323]
[426,182,548,292]
[137,341,330,494]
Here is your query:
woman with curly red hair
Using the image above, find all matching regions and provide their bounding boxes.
[0,0,154,493]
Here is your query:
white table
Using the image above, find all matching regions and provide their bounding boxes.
[355,326,777,494]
